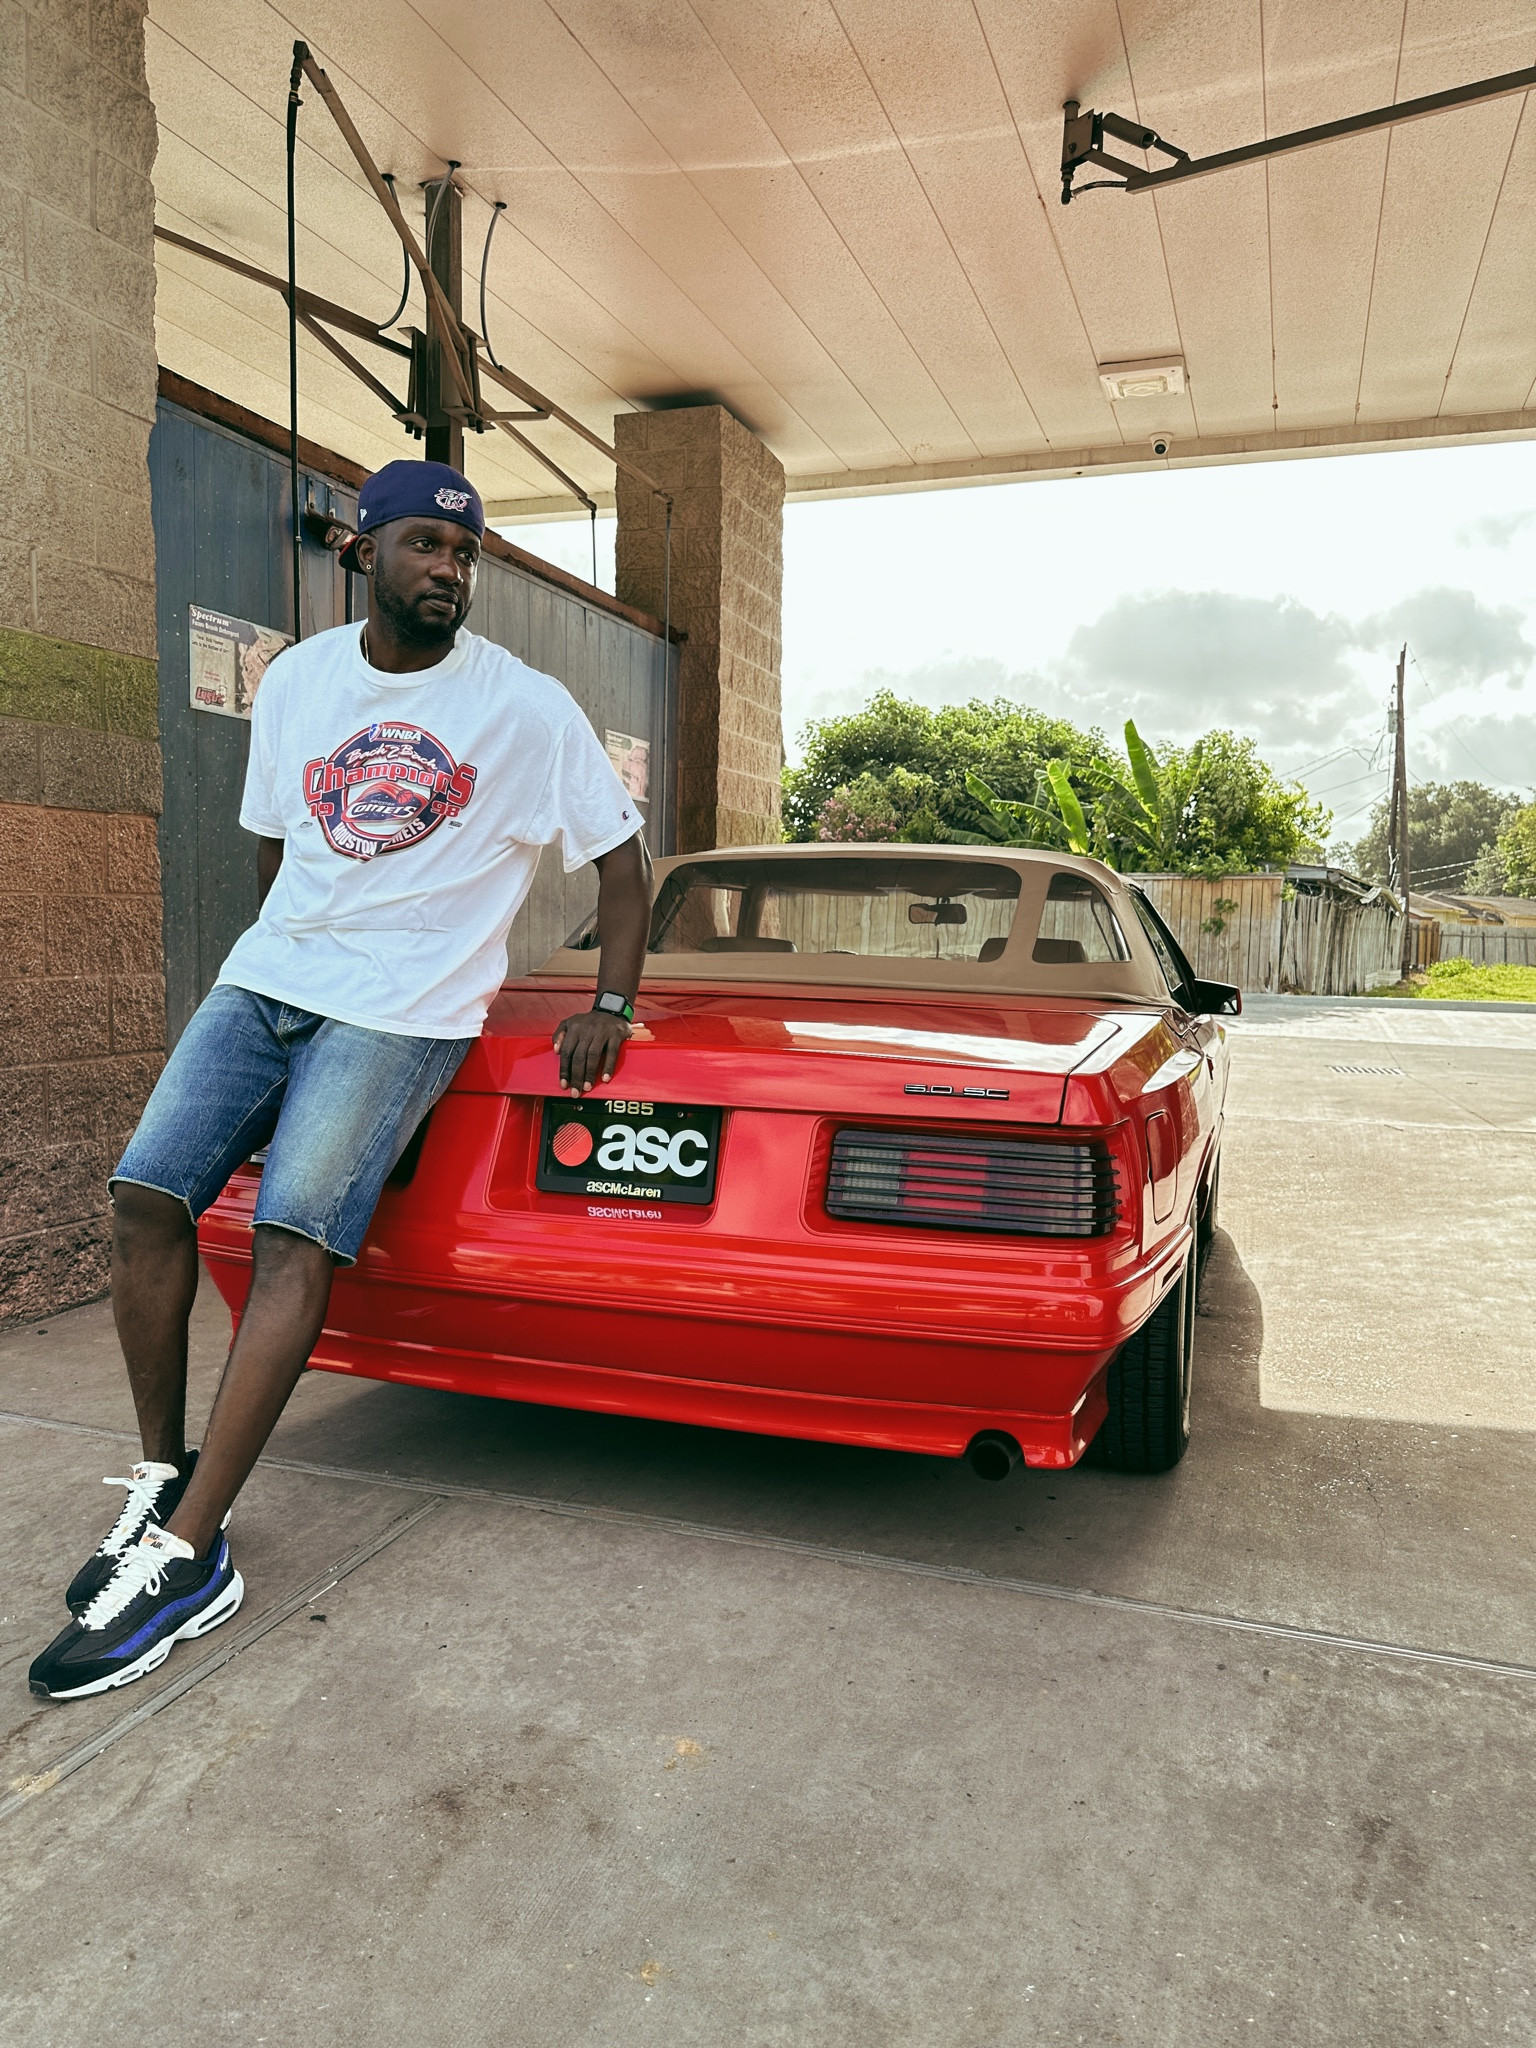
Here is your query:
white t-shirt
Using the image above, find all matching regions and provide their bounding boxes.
[219,623,640,1038]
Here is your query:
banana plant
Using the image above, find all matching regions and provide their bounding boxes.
[1123,720,1206,870]
[961,769,1078,852]
[963,720,1206,872]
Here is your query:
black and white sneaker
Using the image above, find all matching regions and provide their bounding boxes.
[65,1454,230,1615]
[30,1525,245,1700]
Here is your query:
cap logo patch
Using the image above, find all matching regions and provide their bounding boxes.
[435,487,472,511]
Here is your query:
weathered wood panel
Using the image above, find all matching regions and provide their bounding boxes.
[1135,874,1284,991]
[1439,925,1536,965]
[1137,873,1405,994]
[1276,895,1401,993]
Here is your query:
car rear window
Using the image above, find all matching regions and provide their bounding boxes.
[599,857,1023,962]
[1032,872,1131,964]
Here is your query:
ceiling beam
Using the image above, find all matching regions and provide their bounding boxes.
[484,407,1536,520]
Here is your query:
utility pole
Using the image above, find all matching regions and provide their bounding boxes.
[1387,643,1412,977]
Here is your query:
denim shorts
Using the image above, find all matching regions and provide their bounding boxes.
[113,984,473,1265]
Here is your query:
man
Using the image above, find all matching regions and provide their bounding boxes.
[30,460,651,1701]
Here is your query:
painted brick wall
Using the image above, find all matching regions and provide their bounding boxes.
[0,0,161,1320]
[614,406,785,852]
[0,802,163,1316]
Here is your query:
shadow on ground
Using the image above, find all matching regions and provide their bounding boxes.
[243,1227,1534,1667]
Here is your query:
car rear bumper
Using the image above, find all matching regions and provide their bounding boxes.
[202,1242,1111,1464]
[197,1081,1187,1469]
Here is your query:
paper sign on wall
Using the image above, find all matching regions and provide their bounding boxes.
[189,605,292,720]
[605,730,650,803]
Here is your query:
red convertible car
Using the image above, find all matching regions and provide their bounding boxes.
[200,846,1237,1479]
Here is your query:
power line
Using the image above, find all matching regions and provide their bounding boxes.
[1406,649,1505,785]
[1310,767,1390,798]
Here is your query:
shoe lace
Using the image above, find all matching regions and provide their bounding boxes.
[98,1471,166,1558]
[79,1541,173,1631]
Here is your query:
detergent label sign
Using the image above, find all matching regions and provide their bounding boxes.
[302,722,478,861]
[188,605,292,719]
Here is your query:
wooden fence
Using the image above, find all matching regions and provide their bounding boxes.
[1137,874,1404,995]
[1438,925,1536,966]
[1276,894,1403,994]
[1133,875,1283,988]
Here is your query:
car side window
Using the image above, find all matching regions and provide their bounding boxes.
[1033,872,1131,965]
[1127,890,1193,1005]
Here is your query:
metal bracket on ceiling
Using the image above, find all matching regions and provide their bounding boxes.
[1059,61,1536,205]
[1059,101,1187,204]
[162,44,673,520]
[289,44,671,513]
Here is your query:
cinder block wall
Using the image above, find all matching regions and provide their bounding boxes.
[614,406,785,851]
[0,0,162,1321]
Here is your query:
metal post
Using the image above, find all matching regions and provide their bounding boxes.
[1392,644,1412,977]
[422,170,464,469]
[285,43,307,640]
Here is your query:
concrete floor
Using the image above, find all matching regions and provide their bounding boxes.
[2,1000,1534,2045]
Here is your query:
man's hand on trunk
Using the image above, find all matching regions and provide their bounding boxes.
[553,1010,631,1095]
[550,833,650,1095]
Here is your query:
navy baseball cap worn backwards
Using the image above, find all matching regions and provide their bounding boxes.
[339,460,484,570]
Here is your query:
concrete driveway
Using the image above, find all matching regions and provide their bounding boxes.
[3,999,1533,2045]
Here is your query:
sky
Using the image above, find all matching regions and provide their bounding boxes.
[500,436,1536,856]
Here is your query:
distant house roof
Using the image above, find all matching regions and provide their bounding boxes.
[1284,865,1387,905]
[1414,891,1536,927]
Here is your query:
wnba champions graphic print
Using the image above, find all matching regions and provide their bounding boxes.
[303,723,478,861]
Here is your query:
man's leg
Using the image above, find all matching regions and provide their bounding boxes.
[111,1184,201,1475]
[30,1011,471,1700]
[159,1018,471,1556]
[164,1226,334,1558]
[104,987,293,1483]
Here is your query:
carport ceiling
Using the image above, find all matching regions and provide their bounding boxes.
[148,1,1536,516]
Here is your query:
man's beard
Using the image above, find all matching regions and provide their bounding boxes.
[373,560,468,646]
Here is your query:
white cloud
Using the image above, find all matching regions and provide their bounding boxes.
[1051,589,1366,750]
[1413,712,1536,795]
[1356,587,1532,690]
[1456,508,1536,549]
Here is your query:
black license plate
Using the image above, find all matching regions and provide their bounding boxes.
[536,1098,722,1205]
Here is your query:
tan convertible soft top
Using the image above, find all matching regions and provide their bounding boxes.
[537,843,1179,1004]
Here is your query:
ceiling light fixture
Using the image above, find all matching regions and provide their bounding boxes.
[1098,358,1186,401]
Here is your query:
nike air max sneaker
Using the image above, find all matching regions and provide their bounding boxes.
[65,1457,194,1615]
[30,1525,245,1700]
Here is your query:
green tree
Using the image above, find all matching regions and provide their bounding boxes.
[1466,800,1536,896]
[1347,780,1519,890]
[1174,730,1330,874]
[782,692,1105,844]
[966,722,1328,876]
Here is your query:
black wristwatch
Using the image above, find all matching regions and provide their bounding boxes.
[593,991,635,1024]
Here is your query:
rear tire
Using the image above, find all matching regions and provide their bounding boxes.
[1086,1242,1195,1474]
[1196,1154,1221,1282]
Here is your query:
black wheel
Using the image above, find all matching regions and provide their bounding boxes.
[1086,1243,1195,1473]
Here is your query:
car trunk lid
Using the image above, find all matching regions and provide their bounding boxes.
[458,982,1135,1125]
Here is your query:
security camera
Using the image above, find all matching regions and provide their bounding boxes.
[1150,434,1171,458]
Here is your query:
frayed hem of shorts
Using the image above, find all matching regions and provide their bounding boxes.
[251,1217,353,1267]
[109,1176,196,1225]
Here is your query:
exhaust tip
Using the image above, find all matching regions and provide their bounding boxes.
[967,1430,1022,1482]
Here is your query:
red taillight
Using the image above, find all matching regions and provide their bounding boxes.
[825,1128,1119,1238]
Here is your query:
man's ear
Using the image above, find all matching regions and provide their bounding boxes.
[354,533,377,577]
